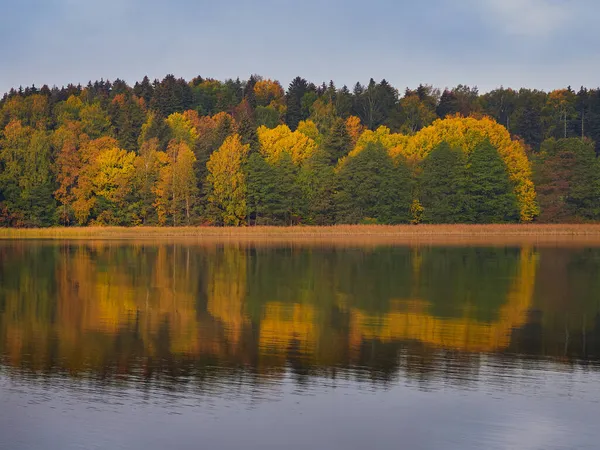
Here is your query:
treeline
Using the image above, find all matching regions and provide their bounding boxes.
[1,74,600,227]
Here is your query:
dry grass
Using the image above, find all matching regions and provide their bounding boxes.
[2,224,600,246]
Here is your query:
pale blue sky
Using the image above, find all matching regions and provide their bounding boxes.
[1,0,598,94]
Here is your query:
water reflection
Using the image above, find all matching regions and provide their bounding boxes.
[1,241,600,388]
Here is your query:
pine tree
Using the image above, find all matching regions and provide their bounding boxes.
[285,77,309,131]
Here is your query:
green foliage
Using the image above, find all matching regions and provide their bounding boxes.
[297,151,335,225]
[245,153,279,225]
[0,123,56,227]
[419,142,467,223]
[322,118,351,164]
[335,142,412,224]
[464,140,519,223]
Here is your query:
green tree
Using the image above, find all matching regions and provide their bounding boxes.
[465,140,519,223]
[322,118,351,164]
[297,150,335,224]
[335,142,412,224]
[245,152,279,225]
[419,142,467,223]
[272,152,302,225]
[286,77,309,130]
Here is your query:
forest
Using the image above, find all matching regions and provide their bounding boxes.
[1,74,600,227]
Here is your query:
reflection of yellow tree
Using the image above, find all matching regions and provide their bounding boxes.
[349,247,538,353]
[56,243,201,358]
[259,303,318,362]
[207,246,248,348]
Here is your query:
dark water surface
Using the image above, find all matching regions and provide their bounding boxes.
[1,241,600,450]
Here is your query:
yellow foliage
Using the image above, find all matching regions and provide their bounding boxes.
[153,142,197,226]
[166,112,199,145]
[296,119,321,144]
[72,143,135,224]
[397,116,538,222]
[206,134,249,225]
[345,116,364,146]
[254,79,285,107]
[349,126,409,157]
[257,124,317,164]
[92,148,136,203]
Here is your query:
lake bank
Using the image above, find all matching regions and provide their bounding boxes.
[3,224,600,245]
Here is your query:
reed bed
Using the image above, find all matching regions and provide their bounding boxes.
[2,224,600,244]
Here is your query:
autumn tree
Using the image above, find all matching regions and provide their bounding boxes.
[0,121,56,226]
[154,141,198,226]
[133,138,164,224]
[206,134,249,225]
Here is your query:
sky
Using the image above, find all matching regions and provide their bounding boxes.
[1,0,599,94]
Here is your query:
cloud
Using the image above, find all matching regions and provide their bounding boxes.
[475,0,573,37]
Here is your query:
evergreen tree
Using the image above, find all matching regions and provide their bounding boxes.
[419,142,468,223]
[272,152,302,225]
[322,118,352,164]
[246,153,279,225]
[566,140,600,220]
[465,140,519,223]
[335,142,412,224]
[286,77,309,130]
[297,150,335,225]
[150,75,193,117]
[233,99,259,153]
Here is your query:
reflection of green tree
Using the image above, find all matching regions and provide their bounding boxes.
[526,248,600,358]
[244,247,415,318]
[415,247,522,322]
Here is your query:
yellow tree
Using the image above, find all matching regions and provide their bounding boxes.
[72,143,136,225]
[206,134,249,225]
[71,137,123,224]
[153,141,198,226]
[166,112,199,146]
[349,126,409,158]
[257,124,317,164]
[296,119,322,145]
[133,138,164,224]
[345,116,365,146]
[52,121,87,224]
[254,79,285,108]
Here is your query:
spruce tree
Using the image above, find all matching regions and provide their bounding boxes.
[465,140,519,223]
[335,142,412,224]
[322,118,352,164]
[297,150,335,224]
[246,153,279,225]
[419,141,467,223]
[272,153,301,225]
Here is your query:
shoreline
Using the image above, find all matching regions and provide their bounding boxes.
[2,224,600,245]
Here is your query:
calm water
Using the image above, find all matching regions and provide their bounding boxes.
[1,241,600,450]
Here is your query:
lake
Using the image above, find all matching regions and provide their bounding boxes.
[1,240,600,450]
